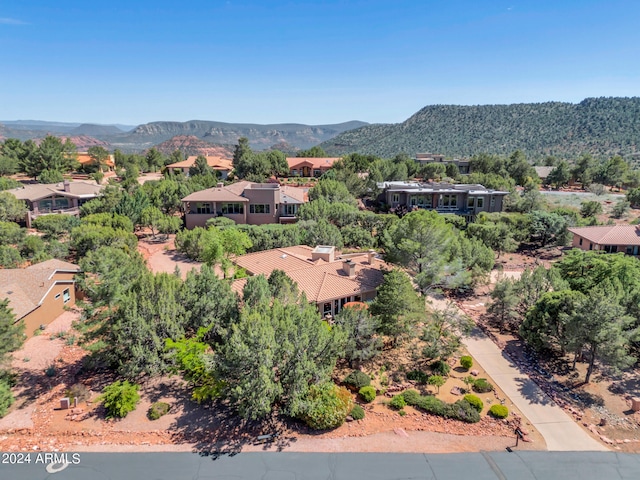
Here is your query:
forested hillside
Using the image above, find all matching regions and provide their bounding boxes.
[320,97,640,160]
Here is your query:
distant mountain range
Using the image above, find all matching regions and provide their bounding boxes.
[3,98,639,160]
[0,119,368,154]
[319,97,640,160]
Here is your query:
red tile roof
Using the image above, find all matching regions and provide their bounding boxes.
[286,157,340,170]
[233,246,386,303]
[167,156,233,171]
[568,225,640,246]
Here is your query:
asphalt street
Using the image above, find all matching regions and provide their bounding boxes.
[2,451,640,480]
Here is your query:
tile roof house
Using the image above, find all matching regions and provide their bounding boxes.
[6,180,104,227]
[286,157,340,177]
[0,259,81,337]
[76,152,116,171]
[378,181,508,221]
[233,245,387,318]
[166,156,233,179]
[181,181,308,229]
[568,225,640,255]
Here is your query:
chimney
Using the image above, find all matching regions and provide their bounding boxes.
[342,259,356,278]
[311,246,335,263]
[367,249,376,265]
[63,180,71,192]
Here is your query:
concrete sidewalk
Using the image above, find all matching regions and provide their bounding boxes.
[464,329,608,451]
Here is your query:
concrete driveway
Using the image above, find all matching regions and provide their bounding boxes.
[464,329,608,451]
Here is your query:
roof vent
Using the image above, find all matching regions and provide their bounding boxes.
[311,245,335,263]
[281,254,287,259]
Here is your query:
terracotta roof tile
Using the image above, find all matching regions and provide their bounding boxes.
[233,246,386,303]
[167,156,233,171]
[286,157,340,170]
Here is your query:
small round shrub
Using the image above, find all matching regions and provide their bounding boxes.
[464,394,484,413]
[358,385,376,403]
[343,370,371,390]
[148,401,171,420]
[460,356,473,370]
[489,404,509,419]
[389,394,406,410]
[350,404,365,420]
[472,378,494,394]
[398,409,407,416]
[299,382,353,430]
[430,360,451,377]
[100,380,140,419]
[448,399,481,423]
[406,369,429,384]
[401,389,421,406]
[0,381,14,418]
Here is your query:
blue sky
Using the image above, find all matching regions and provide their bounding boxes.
[1,0,638,125]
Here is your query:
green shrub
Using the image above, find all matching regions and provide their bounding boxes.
[389,394,406,410]
[299,382,353,430]
[464,394,484,413]
[343,370,371,390]
[350,404,365,420]
[358,386,376,403]
[472,378,494,393]
[460,356,473,370]
[100,380,140,419]
[147,401,171,420]
[430,360,451,376]
[398,409,407,416]
[45,363,57,378]
[401,389,421,406]
[447,399,481,423]
[406,369,429,384]
[0,381,14,418]
[415,395,447,416]
[489,404,509,419]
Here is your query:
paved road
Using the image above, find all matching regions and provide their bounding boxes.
[464,328,608,452]
[3,452,640,479]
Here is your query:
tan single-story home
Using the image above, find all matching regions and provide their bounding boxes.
[286,157,339,177]
[181,181,308,228]
[77,152,116,171]
[568,225,640,255]
[232,245,386,318]
[166,156,233,179]
[6,180,104,227]
[0,259,81,337]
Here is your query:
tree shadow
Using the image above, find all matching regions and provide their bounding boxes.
[142,381,297,457]
[512,375,555,406]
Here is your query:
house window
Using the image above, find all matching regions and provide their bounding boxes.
[490,196,495,209]
[477,197,484,208]
[323,303,332,315]
[221,203,244,214]
[63,288,71,303]
[196,202,211,214]
[250,204,271,214]
[441,194,457,208]
[604,245,617,253]
[589,243,593,250]
[392,193,400,203]
[579,238,583,246]
[55,293,61,299]
[467,197,475,209]
[282,204,297,216]
[314,169,321,177]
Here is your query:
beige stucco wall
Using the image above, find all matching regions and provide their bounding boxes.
[22,282,76,338]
